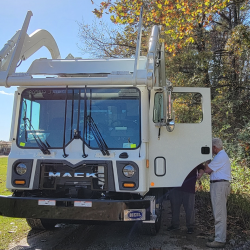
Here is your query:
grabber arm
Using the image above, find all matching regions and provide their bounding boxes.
[0,11,61,87]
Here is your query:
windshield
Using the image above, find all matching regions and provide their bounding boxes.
[17,88,141,150]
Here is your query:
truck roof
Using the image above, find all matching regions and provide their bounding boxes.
[27,57,147,76]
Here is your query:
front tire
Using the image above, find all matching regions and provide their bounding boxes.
[139,213,161,236]
[26,218,57,230]
[140,189,163,236]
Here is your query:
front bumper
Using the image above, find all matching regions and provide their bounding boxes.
[0,195,151,221]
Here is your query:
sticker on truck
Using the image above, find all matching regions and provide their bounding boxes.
[38,200,56,206]
[124,209,146,221]
[74,201,92,207]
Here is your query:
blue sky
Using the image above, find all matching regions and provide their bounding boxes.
[0,0,109,141]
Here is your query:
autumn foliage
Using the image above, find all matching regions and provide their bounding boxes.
[92,0,230,52]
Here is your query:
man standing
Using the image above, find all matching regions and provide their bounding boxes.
[167,163,204,234]
[205,138,231,248]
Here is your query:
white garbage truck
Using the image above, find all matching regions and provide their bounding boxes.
[0,11,212,234]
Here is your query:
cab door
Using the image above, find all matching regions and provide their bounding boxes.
[148,87,212,188]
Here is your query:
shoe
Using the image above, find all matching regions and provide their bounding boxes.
[187,228,194,234]
[167,225,180,231]
[206,241,226,248]
[208,236,214,242]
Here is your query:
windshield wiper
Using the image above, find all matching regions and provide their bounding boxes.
[22,100,50,155]
[86,116,110,156]
[62,86,69,158]
[82,86,88,158]
[23,117,51,155]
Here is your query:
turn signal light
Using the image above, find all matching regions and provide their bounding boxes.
[123,182,135,188]
[14,180,26,185]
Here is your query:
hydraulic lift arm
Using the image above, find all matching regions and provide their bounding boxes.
[0,11,61,86]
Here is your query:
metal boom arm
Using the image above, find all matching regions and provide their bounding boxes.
[0,11,61,87]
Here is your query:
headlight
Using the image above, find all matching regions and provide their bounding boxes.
[15,163,27,175]
[123,165,135,178]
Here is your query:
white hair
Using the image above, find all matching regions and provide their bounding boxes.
[212,138,223,149]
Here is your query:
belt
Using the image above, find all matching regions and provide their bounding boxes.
[210,179,229,183]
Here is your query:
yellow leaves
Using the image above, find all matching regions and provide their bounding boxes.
[186,37,195,43]
[128,18,134,24]
[100,1,109,8]
[92,8,103,18]
[176,4,181,9]
[115,16,122,23]
[204,0,210,7]
[110,15,115,22]
[109,7,114,13]
[117,5,123,12]
[157,3,162,9]
[179,32,185,38]
[120,12,127,17]
[165,44,179,56]
[135,10,140,15]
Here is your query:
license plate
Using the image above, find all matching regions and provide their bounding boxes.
[74,201,92,207]
[38,200,56,206]
[124,209,145,221]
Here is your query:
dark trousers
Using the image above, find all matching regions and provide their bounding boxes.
[169,188,195,228]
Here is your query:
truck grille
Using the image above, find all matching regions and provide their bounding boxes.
[40,163,106,190]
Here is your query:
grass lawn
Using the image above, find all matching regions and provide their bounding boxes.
[0,157,30,250]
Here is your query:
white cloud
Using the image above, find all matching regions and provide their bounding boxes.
[0,90,13,96]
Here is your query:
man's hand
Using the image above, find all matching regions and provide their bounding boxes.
[206,159,211,164]
[205,161,213,174]
[197,169,204,180]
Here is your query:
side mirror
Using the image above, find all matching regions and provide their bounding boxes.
[153,86,175,132]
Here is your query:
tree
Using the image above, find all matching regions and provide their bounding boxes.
[207,1,250,163]
[91,0,231,52]
[78,20,148,58]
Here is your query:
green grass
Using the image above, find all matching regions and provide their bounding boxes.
[0,157,30,250]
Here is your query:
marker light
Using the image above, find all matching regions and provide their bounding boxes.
[122,165,135,178]
[123,182,135,188]
[15,163,27,175]
[14,180,26,185]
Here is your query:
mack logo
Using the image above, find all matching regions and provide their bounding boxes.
[128,211,143,219]
[48,172,97,178]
